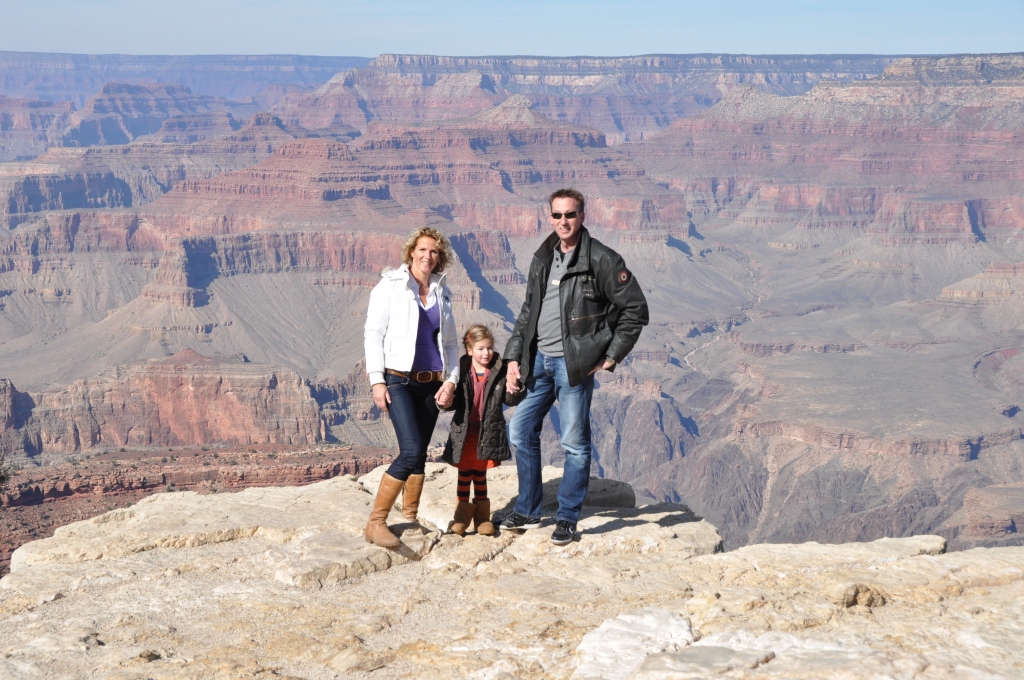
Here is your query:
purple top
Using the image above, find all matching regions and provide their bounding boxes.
[411,302,443,372]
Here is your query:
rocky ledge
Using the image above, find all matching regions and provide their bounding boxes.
[1,464,1022,679]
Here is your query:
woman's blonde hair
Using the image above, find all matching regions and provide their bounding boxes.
[463,324,494,351]
[401,227,452,274]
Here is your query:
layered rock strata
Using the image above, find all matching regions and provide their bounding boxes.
[148,96,686,237]
[1,52,1024,560]
[577,54,1024,554]
[0,96,74,162]
[940,262,1024,302]
[0,109,296,229]
[274,53,896,142]
[59,83,257,148]
[1,349,322,455]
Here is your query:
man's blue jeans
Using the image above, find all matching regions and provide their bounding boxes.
[509,352,595,523]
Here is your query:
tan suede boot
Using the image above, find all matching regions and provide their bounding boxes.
[448,501,476,536]
[472,498,494,536]
[364,473,404,548]
[402,473,425,523]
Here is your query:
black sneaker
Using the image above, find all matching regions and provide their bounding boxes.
[550,520,578,546]
[499,512,542,531]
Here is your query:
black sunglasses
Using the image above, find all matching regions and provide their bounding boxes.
[550,211,580,220]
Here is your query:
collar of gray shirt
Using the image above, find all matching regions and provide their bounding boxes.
[553,244,575,265]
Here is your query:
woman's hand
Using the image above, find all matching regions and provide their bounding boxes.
[435,382,456,408]
[372,383,391,413]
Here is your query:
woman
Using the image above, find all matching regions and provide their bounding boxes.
[363,227,458,547]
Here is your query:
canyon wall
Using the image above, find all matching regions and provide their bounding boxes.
[0,52,371,104]
[274,53,896,142]
[0,52,1022,556]
[1,350,322,455]
[594,56,1024,550]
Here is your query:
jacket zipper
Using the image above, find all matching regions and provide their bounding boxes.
[570,313,604,322]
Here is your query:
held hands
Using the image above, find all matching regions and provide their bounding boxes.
[504,358,612,391]
[372,383,391,413]
[505,360,522,394]
[435,382,456,408]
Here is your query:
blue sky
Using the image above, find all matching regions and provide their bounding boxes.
[1,0,1022,56]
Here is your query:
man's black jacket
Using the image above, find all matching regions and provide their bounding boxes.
[504,227,649,387]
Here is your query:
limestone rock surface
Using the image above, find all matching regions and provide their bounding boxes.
[358,462,638,531]
[0,467,1022,679]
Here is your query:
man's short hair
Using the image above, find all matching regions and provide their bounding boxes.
[548,188,585,212]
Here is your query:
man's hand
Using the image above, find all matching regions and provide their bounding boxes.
[506,360,521,394]
[435,382,456,408]
[372,383,391,412]
[588,359,615,376]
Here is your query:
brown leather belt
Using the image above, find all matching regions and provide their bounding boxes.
[386,368,443,383]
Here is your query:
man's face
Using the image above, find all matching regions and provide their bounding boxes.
[549,196,584,250]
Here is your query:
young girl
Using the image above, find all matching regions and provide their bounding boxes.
[442,324,524,535]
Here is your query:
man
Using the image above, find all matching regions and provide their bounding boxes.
[502,188,649,545]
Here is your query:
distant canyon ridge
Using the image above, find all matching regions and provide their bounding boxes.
[1,50,1023,553]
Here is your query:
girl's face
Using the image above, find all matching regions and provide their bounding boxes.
[468,338,494,370]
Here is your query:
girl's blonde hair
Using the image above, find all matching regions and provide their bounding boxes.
[463,324,494,351]
[401,227,452,273]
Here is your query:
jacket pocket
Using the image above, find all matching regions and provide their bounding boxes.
[569,312,605,336]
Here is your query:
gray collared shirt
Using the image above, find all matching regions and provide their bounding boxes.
[535,245,574,358]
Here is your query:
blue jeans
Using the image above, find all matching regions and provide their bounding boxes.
[384,374,441,481]
[509,352,595,523]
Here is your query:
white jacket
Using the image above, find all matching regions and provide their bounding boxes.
[364,265,460,387]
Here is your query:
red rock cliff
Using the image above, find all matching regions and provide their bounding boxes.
[6,350,323,454]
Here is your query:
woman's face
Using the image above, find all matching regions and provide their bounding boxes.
[411,237,441,277]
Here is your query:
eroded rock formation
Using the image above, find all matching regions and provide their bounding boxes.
[0,96,74,162]
[1,52,1023,558]
[568,55,1024,552]
[1,350,322,455]
[273,53,896,142]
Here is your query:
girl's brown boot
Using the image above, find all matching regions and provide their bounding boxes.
[473,498,494,536]
[449,501,476,536]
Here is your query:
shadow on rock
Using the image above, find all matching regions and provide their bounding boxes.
[389,524,441,560]
[494,475,672,523]
[581,503,705,537]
